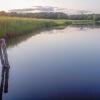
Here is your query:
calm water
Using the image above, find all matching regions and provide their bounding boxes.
[1,26,100,99]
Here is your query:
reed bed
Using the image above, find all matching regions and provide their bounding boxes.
[0,17,65,38]
[0,16,94,38]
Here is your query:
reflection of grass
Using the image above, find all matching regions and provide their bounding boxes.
[0,16,95,38]
[7,27,65,48]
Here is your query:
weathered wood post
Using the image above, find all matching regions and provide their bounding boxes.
[0,38,10,100]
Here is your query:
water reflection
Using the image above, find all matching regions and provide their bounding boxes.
[0,39,10,100]
[71,24,100,30]
[7,27,67,48]
[5,26,100,99]
[7,25,100,48]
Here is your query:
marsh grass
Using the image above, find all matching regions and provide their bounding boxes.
[0,16,94,38]
[0,17,61,38]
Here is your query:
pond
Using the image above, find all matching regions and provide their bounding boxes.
[1,25,100,99]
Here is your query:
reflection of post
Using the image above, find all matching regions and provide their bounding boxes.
[0,39,10,100]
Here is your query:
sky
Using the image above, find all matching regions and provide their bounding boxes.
[0,0,100,12]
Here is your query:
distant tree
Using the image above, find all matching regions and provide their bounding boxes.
[0,11,8,16]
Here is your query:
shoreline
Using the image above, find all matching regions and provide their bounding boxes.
[0,16,99,39]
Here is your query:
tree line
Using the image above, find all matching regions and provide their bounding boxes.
[0,11,100,21]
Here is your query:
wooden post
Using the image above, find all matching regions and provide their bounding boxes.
[0,38,10,100]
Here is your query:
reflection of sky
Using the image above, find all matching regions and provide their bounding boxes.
[5,27,100,99]
[0,0,100,13]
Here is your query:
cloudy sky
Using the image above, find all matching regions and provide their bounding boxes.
[0,0,100,12]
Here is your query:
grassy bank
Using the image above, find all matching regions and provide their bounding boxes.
[0,16,95,38]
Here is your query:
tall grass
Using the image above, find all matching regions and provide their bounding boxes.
[0,16,94,38]
[0,17,69,38]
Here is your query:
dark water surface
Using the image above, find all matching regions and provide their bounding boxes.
[1,26,100,99]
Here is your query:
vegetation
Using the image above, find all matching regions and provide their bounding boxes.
[0,11,100,20]
[0,16,71,38]
[0,16,98,38]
